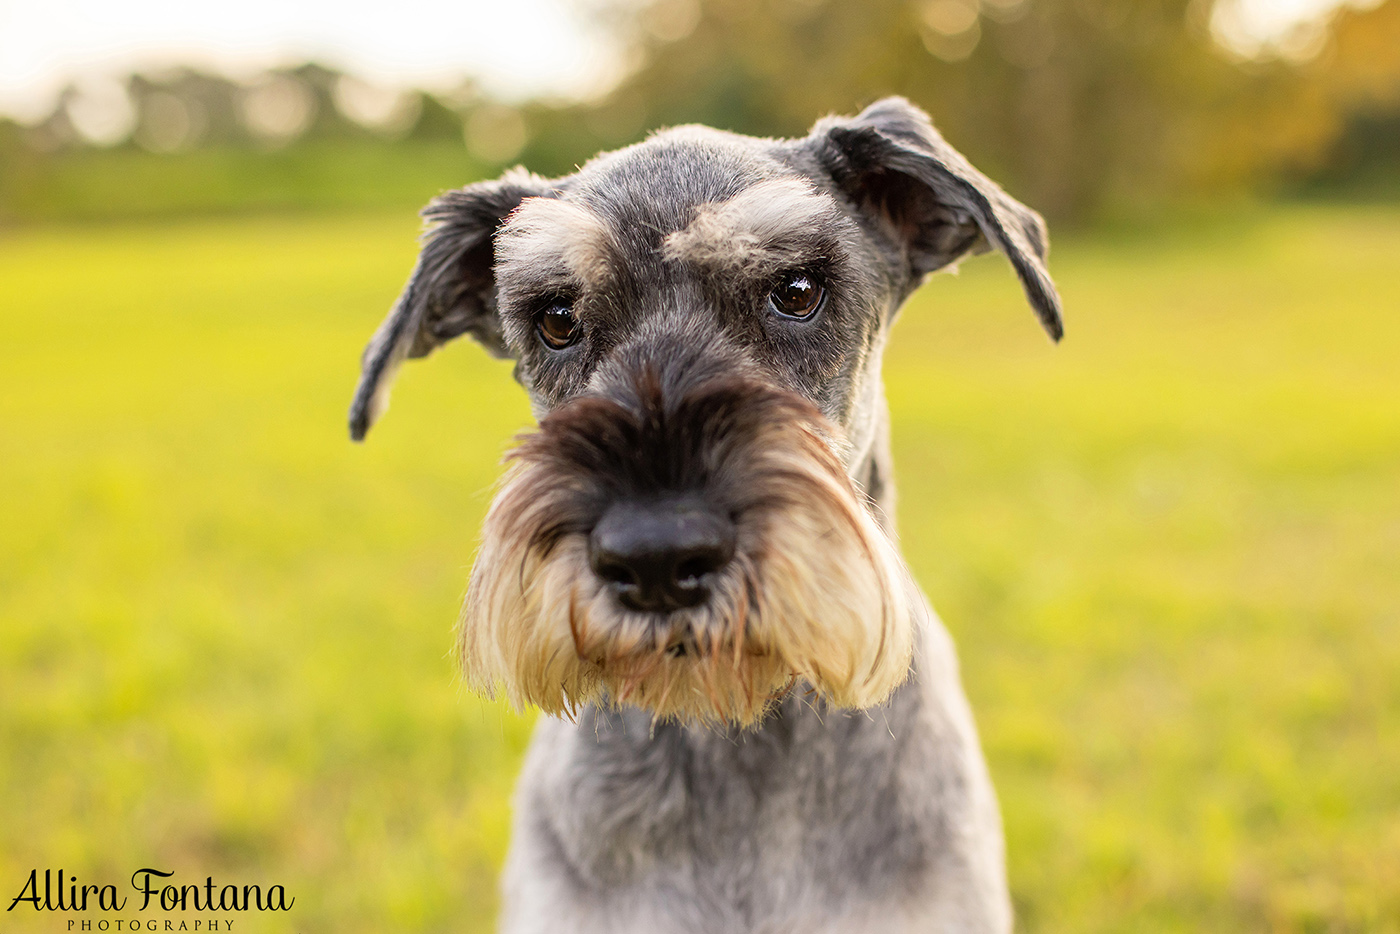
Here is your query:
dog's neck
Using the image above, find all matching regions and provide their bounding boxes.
[848,383,898,533]
[541,665,931,913]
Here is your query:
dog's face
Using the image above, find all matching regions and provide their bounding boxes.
[349,97,1062,726]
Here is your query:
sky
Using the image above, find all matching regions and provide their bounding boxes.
[0,0,1361,123]
[0,0,621,122]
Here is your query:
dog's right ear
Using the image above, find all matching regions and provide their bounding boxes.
[349,169,555,441]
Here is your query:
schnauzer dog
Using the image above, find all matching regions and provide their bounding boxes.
[349,97,1062,933]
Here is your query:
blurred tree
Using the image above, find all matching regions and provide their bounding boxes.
[1321,0,1400,104]
[0,64,492,223]
[4,1,1394,224]
[1301,0,1400,194]
[127,69,244,152]
[518,0,1358,222]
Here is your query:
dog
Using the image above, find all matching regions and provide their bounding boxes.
[348,97,1062,933]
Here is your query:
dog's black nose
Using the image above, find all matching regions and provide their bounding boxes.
[589,499,736,613]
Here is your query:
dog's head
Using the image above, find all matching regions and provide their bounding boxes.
[349,97,1062,726]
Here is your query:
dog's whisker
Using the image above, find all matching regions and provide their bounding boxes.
[567,586,585,660]
[653,664,678,723]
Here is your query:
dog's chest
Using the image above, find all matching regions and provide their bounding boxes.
[513,689,946,932]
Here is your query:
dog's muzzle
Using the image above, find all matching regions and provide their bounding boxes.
[456,356,916,726]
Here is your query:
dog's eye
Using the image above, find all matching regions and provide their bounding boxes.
[769,271,824,320]
[537,301,581,349]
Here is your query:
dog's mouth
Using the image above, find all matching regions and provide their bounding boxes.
[574,599,762,667]
[576,609,798,720]
[648,620,699,659]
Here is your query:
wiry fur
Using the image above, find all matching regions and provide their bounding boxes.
[460,371,913,726]
[498,196,618,291]
[346,97,1065,934]
[662,177,851,276]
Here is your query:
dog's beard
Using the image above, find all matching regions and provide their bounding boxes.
[458,377,915,727]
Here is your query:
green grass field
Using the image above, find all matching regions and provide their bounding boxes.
[1,205,1397,933]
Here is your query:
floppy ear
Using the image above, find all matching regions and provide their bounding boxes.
[810,96,1063,341]
[348,168,555,441]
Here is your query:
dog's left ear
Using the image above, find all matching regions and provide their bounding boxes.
[349,169,555,441]
[809,97,1063,341]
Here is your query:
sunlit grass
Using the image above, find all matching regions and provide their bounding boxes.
[1,205,1397,932]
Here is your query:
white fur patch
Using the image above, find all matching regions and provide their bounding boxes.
[663,177,844,272]
[497,196,615,285]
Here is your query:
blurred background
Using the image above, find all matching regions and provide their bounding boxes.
[4,0,1400,223]
[1,0,1396,931]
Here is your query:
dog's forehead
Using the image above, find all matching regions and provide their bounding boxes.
[563,125,799,235]
[495,125,853,286]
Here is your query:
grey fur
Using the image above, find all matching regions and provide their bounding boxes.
[349,97,1062,932]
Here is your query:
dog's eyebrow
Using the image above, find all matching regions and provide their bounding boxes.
[663,177,846,273]
[497,196,615,287]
